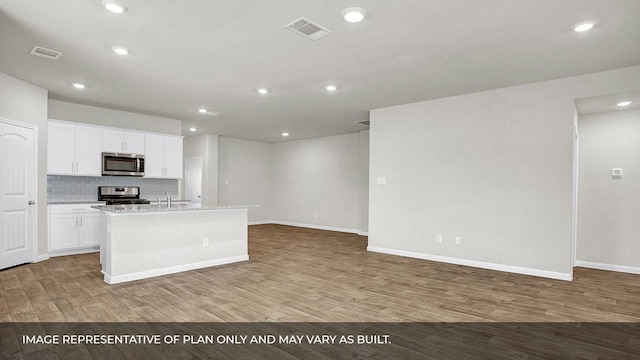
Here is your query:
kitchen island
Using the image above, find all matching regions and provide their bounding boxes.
[93,203,252,284]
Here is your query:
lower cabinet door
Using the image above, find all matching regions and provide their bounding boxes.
[78,213,101,247]
[49,214,79,250]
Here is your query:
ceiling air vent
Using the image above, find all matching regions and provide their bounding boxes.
[285,17,332,41]
[30,46,62,60]
[203,110,221,117]
[356,120,370,126]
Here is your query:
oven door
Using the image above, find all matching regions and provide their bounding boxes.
[102,152,145,176]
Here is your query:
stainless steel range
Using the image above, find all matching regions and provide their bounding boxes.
[98,186,150,205]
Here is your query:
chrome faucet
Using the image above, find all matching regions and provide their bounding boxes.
[165,192,171,208]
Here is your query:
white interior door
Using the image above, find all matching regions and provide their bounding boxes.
[0,119,36,270]
[185,157,203,204]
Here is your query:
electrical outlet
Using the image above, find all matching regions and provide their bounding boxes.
[455,236,461,245]
[436,234,442,243]
[203,237,209,247]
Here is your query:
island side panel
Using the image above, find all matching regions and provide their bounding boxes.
[103,208,248,284]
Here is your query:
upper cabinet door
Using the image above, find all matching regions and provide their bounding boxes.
[163,136,183,179]
[102,129,126,153]
[143,135,183,179]
[47,122,75,174]
[102,130,145,154]
[123,132,145,154]
[47,121,101,176]
[74,125,101,176]
[143,134,165,178]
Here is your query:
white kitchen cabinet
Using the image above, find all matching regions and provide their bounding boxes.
[102,129,145,154]
[47,121,102,176]
[77,213,101,247]
[48,204,102,255]
[144,134,183,179]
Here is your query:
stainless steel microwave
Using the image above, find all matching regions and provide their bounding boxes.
[102,152,145,176]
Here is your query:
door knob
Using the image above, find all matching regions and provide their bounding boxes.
[28,200,36,205]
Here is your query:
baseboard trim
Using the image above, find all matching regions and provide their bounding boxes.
[271,221,361,235]
[248,220,273,226]
[34,254,50,263]
[248,220,368,236]
[575,260,640,275]
[367,246,572,281]
[49,247,99,258]
[104,255,249,285]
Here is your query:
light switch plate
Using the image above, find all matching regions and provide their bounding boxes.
[611,168,622,178]
[376,177,386,185]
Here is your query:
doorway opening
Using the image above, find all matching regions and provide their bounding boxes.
[573,90,640,274]
[185,156,203,204]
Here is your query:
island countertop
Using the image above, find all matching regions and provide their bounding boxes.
[92,203,257,215]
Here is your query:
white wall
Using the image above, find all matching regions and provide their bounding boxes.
[215,133,369,231]
[369,65,640,279]
[358,130,370,234]
[577,109,640,271]
[183,134,218,205]
[218,137,272,222]
[48,100,182,135]
[0,72,49,256]
[271,133,362,233]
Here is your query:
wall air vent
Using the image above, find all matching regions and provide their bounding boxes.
[356,120,370,126]
[30,46,62,60]
[285,17,332,41]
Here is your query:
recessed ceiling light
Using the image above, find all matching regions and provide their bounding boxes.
[342,7,367,23]
[189,127,197,132]
[72,83,86,89]
[617,101,632,107]
[257,88,269,95]
[198,108,207,113]
[103,1,127,13]
[281,132,289,137]
[111,46,130,55]
[573,22,595,32]
[325,85,338,91]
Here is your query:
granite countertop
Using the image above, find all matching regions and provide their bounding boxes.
[92,203,258,214]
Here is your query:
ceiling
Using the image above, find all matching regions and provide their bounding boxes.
[1,1,640,142]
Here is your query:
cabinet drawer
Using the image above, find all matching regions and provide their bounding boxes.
[49,203,103,214]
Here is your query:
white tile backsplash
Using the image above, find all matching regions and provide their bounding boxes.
[47,176,179,202]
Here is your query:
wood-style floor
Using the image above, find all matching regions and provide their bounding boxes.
[1,224,639,322]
